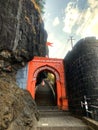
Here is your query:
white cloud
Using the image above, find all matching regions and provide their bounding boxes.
[53,17,60,26]
[76,0,98,38]
[82,14,98,37]
[63,2,80,33]
[63,0,98,38]
[88,0,98,8]
[47,32,72,58]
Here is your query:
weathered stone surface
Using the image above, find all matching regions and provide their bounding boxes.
[0,72,39,130]
[0,0,48,72]
[0,1,48,129]
[64,37,98,119]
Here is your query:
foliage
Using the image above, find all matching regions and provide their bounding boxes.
[35,0,46,14]
[47,73,55,84]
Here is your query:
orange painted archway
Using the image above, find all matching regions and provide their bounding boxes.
[27,56,68,110]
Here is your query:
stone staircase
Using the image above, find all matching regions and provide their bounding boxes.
[36,106,92,130]
[38,106,70,117]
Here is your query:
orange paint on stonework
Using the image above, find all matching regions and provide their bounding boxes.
[27,56,68,110]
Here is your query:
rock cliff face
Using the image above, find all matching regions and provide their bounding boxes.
[0,0,48,72]
[0,0,47,129]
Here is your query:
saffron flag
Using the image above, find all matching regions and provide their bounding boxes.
[46,42,53,47]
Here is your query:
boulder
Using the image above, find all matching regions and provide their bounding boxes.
[0,72,39,130]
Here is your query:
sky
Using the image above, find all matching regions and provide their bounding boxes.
[43,0,98,58]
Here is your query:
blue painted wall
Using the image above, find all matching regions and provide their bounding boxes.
[16,64,28,89]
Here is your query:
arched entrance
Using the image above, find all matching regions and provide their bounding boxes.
[34,66,59,106]
[35,70,57,106]
[27,56,68,110]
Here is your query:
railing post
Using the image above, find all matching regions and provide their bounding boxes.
[81,95,91,117]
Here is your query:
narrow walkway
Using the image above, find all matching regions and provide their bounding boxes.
[37,115,87,126]
[37,107,90,130]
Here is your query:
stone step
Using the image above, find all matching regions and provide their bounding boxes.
[38,106,70,117]
[39,110,70,117]
[37,116,92,130]
[37,106,93,130]
[37,126,90,130]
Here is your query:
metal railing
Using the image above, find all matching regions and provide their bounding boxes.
[81,95,98,121]
[90,105,98,121]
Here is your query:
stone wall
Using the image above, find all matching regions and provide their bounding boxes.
[64,37,98,119]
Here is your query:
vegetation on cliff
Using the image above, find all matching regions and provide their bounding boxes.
[34,0,46,14]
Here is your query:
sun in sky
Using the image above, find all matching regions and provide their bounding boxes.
[44,0,98,58]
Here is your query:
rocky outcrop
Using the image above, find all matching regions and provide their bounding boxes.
[0,72,39,130]
[0,0,47,129]
[0,0,48,72]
